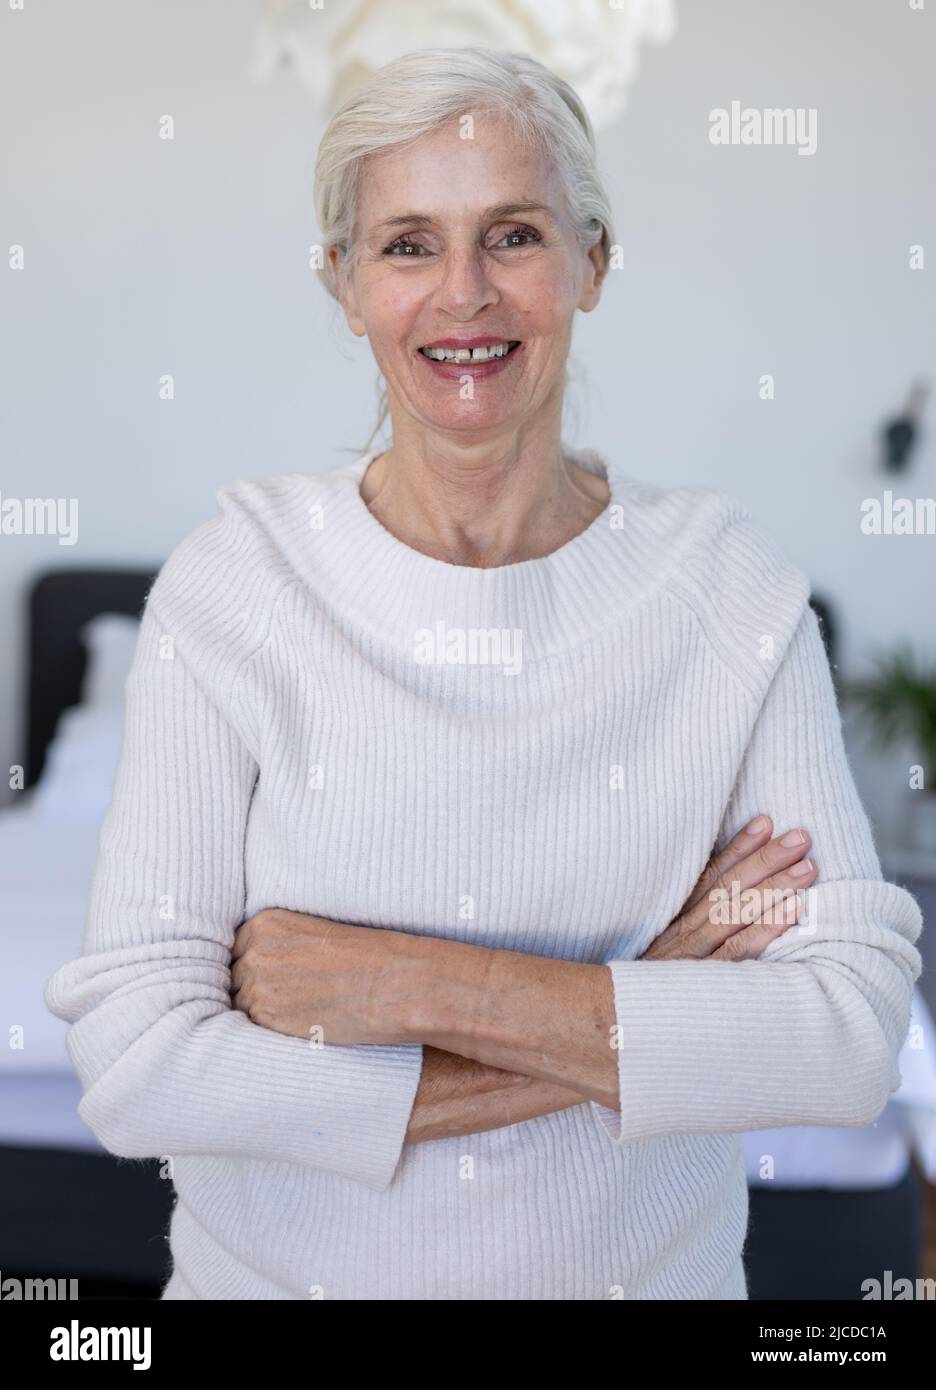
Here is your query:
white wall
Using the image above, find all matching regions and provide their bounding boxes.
[2,0,933,838]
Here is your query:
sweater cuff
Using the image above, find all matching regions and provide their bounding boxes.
[589,881,922,1146]
[590,961,630,1144]
[590,957,713,1145]
[303,1040,426,1191]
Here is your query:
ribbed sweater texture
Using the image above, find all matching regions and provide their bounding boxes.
[44,450,923,1300]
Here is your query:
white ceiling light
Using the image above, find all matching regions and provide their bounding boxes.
[252,0,678,133]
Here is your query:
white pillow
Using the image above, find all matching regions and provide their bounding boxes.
[30,612,141,820]
[30,704,126,821]
[78,613,142,708]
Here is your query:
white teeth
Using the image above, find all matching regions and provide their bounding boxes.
[421,342,517,362]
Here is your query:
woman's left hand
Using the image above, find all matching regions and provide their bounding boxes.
[230,908,421,1045]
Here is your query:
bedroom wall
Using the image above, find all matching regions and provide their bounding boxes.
[1,0,933,844]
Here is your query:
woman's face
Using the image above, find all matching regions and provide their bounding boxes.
[332,108,606,441]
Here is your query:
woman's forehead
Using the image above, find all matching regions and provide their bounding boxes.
[357,129,560,220]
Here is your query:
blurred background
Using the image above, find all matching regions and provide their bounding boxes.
[1,0,934,1300]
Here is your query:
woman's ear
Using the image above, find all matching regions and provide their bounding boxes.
[578,237,608,313]
[329,246,367,338]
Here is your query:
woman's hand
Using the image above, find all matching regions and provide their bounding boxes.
[640,814,816,962]
[230,908,420,1044]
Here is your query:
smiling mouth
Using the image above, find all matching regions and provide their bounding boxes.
[418,341,521,363]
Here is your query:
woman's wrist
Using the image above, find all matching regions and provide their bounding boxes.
[390,933,499,1046]
[392,934,618,1106]
[404,1045,585,1144]
[395,932,574,1056]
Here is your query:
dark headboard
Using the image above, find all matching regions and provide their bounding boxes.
[25,569,160,789]
[809,593,837,673]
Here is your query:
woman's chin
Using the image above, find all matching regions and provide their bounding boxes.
[410,399,529,435]
[398,346,539,435]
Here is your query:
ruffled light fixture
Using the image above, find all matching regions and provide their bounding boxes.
[252,0,677,132]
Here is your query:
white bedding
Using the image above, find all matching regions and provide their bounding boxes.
[0,1072,98,1151]
[0,795,105,1073]
[741,987,936,1187]
[0,795,107,1151]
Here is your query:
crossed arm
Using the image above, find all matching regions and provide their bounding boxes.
[229,815,818,1142]
[227,606,925,1153]
[47,596,920,1180]
[231,911,619,1140]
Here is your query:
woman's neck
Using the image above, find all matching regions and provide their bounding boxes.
[358,441,611,569]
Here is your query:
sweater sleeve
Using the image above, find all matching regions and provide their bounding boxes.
[590,599,923,1146]
[43,521,424,1192]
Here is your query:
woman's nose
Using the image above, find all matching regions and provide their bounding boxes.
[433,247,499,318]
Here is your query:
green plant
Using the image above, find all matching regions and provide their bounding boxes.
[843,643,936,793]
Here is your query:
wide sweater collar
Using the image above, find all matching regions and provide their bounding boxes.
[294,448,700,661]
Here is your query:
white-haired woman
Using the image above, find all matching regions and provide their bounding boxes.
[46,47,922,1301]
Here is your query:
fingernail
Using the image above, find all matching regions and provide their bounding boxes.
[781,829,807,847]
[745,815,770,834]
[789,858,813,876]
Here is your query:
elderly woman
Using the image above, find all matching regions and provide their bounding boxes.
[46,47,921,1301]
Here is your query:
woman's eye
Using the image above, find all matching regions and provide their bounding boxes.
[493,225,541,249]
[383,237,429,257]
[382,225,542,257]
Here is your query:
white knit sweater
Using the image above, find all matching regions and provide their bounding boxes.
[44,450,923,1300]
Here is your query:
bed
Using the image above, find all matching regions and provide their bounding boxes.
[1,570,933,1299]
[0,569,174,1296]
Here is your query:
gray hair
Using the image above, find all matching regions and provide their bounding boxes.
[313,46,615,452]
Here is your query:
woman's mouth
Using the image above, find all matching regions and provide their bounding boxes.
[415,339,522,379]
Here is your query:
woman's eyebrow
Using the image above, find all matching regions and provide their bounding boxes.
[373,201,557,232]
[485,201,556,221]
